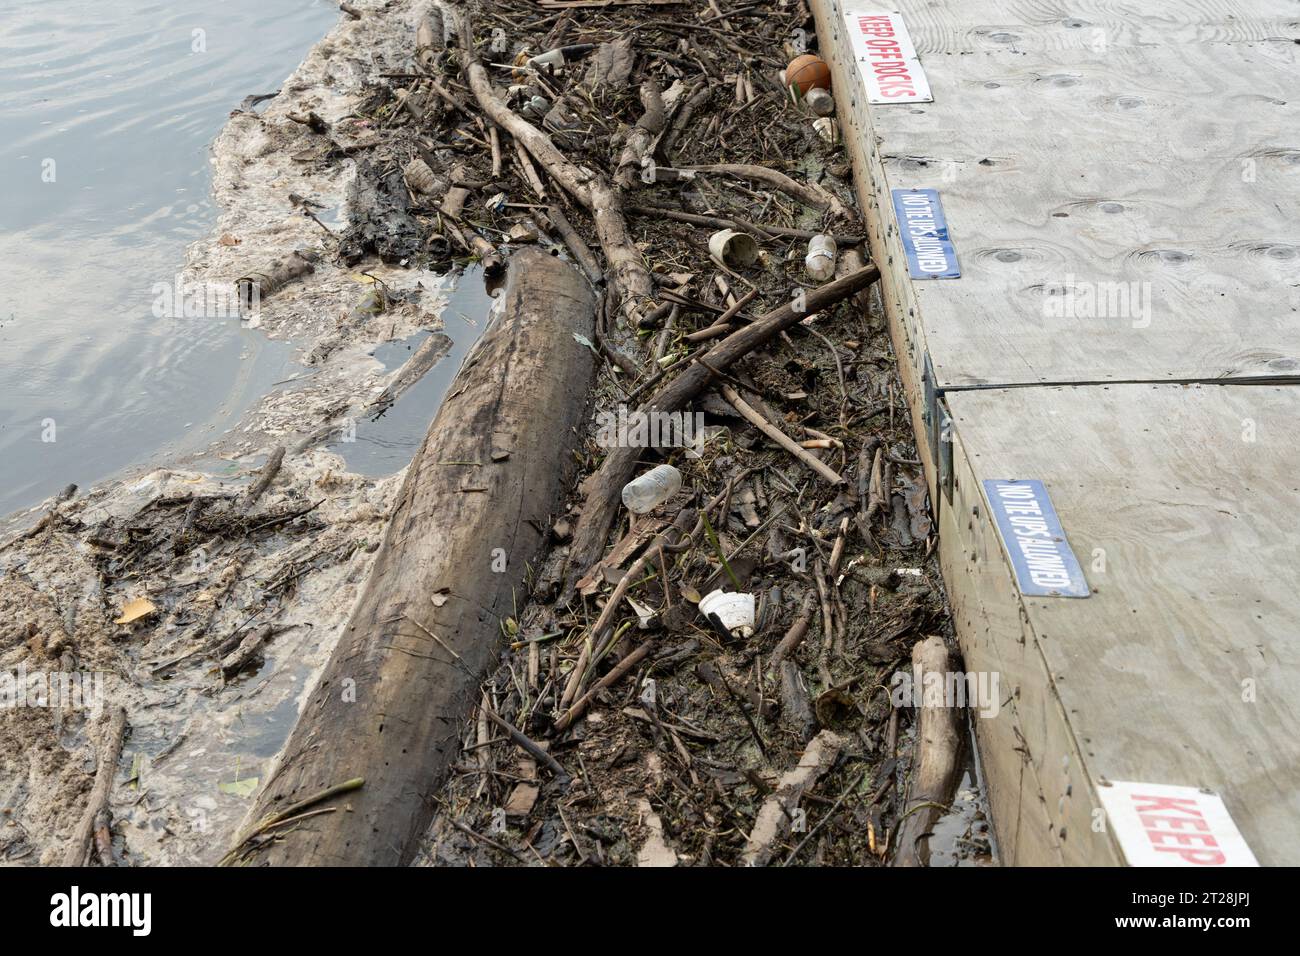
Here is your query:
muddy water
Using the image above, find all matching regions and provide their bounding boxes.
[926,721,997,866]
[327,275,498,475]
[0,0,338,519]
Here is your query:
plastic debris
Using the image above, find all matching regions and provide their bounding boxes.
[707,229,760,268]
[698,589,756,638]
[621,463,683,514]
[805,234,838,281]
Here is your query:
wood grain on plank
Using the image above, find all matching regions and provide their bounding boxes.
[949,383,1300,865]
[815,0,1299,389]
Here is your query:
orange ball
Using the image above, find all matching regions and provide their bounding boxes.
[786,54,831,94]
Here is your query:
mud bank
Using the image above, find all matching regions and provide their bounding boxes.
[1,0,495,865]
[3,0,992,868]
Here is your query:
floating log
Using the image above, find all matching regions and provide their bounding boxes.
[892,636,963,867]
[229,247,596,866]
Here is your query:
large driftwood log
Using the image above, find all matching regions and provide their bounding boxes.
[228,248,595,866]
[892,636,963,867]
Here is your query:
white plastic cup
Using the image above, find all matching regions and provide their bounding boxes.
[708,229,760,268]
[698,589,756,638]
[621,464,683,514]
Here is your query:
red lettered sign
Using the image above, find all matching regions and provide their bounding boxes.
[843,10,932,104]
[1098,781,1259,867]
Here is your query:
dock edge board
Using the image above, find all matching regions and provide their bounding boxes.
[810,0,1293,866]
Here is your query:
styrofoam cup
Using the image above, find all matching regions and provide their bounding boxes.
[698,589,756,638]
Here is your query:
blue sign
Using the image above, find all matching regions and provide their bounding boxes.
[982,479,1090,598]
[892,188,960,279]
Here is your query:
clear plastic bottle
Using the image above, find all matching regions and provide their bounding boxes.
[621,464,683,514]
[805,87,835,117]
[805,234,838,281]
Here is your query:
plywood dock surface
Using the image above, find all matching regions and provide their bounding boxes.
[947,384,1300,865]
[818,0,1300,389]
[895,0,1300,52]
[811,0,1300,864]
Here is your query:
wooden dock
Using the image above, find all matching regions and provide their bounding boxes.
[811,0,1300,865]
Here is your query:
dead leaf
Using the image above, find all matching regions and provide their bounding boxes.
[219,234,241,246]
[218,776,258,798]
[114,598,157,625]
[504,783,539,818]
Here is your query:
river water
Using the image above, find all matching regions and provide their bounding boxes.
[0,0,339,520]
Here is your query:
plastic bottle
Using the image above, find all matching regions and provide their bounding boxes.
[621,464,683,514]
[805,87,835,116]
[805,234,838,281]
[403,157,444,196]
[528,48,566,71]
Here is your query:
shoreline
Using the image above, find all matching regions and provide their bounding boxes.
[0,0,475,865]
[3,0,980,868]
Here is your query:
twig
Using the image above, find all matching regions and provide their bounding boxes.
[627,204,863,245]
[721,384,844,485]
[222,777,364,864]
[683,288,757,343]
[709,661,768,759]
[239,445,285,513]
[451,818,529,863]
[781,766,871,866]
[680,163,857,222]
[554,641,654,732]
[769,591,817,669]
[481,704,570,781]
[62,707,128,866]
[544,204,603,283]
[513,138,548,199]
